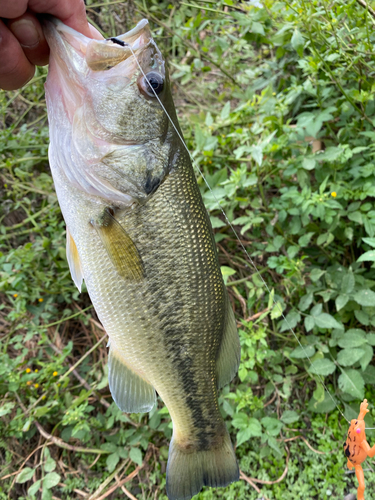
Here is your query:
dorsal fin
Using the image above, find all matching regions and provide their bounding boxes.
[216,293,241,389]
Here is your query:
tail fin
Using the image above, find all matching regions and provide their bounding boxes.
[166,430,239,500]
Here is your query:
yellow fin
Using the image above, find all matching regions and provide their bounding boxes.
[108,343,156,413]
[66,227,84,292]
[216,293,240,389]
[92,209,144,281]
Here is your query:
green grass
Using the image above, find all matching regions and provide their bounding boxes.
[2,0,375,498]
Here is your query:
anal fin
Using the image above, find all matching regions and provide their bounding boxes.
[91,208,144,281]
[216,293,241,389]
[66,226,84,292]
[108,344,156,413]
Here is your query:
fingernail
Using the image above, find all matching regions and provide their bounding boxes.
[10,19,40,48]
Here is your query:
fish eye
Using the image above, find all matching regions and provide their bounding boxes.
[139,72,164,97]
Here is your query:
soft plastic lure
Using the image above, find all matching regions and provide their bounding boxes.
[344,399,375,500]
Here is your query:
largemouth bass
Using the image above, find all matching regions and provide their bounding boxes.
[43,17,240,500]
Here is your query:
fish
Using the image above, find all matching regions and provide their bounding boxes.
[43,16,240,500]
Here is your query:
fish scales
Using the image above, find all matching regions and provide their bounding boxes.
[44,16,240,500]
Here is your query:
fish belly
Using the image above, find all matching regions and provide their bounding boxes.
[55,152,226,445]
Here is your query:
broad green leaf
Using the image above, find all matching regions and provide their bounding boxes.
[43,472,61,490]
[310,269,325,281]
[314,313,341,329]
[28,479,41,497]
[291,29,304,56]
[313,382,325,403]
[16,467,35,484]
[338,369,365,399]
[304,315,315,332]
[106,452,120,472]
[281,410,299,424]
[237,420,262,446]
[210,216,226,229]
[287,245,300,258]
[129,447,143,466]
[298,293,313,311]
[247,418,262,437]
[280,311,301,332]
[239,363,249,381]
[221,266,236,285]
[267,436,282,456]
[309,358,336,376]
[363,365,375,384]
[44,456,56,473]
[298,232,314,247]
[341,273,355,294]
[337,348,364,367]
[348,211,363,224]
[251,146,263,166]
[273,235,285,250]
[261,417,283,436]
[355,310,370,325]
[360,344,373,371]
[251,21,265,36]
[362,237,375,248]
[42,488,52,500]
[302,158,316,170]
[317,147,343,162]
[271,302,283,319]
[338,329,366,348]
[236,427,253,447]
[220,101,231,120]
[354,289,375,307]
[101,442,118,453]
[0,402,15,417]
[336,294,349,311]
[366,333,375,345]
[308,392,337,413]
[357,250,375,262]
[22,419,32,432]
[290,345,315,359]
[232,412,249,429]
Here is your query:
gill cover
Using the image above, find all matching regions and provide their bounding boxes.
[44,17,171,205]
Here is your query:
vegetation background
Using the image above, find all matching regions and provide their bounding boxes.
[2,0,375,498]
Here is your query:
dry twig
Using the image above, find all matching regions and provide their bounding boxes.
[356,0,375,19]
[115,475,138,500]
[240,445,290,485]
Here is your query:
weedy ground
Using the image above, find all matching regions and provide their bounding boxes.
[1,0,375,499]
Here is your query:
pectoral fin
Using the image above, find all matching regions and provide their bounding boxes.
[216,293,241,389]
[108,344,156,413]
[66,227,84,292]
[92,209,144,281]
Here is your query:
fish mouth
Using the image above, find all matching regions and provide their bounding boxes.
[43,16,152,75]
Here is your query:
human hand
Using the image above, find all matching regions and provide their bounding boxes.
[0,0,93,90]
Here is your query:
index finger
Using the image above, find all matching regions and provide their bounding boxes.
[0,0,92,37]
[31,0,92,37]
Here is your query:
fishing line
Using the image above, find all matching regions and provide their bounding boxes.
[127,43,356,424]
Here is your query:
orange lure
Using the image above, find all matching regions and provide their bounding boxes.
[344,399,375,500]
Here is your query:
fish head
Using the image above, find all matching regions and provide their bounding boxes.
[44,17,181,204]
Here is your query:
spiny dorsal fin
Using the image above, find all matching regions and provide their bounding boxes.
[216,293,241,389]
[91,208,144,281]
[66,226,84,292]
[108,343,156,413]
